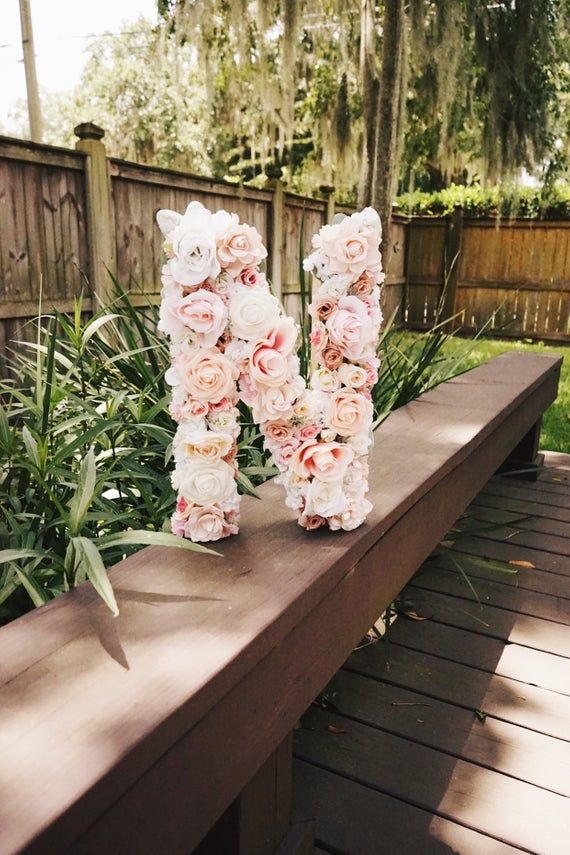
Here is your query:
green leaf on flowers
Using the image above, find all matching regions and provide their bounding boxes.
[97,529,221,556]
[69,536,119,616]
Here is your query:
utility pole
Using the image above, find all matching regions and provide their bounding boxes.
[19,0,43,142]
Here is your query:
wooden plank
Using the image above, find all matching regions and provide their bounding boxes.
[492,474,570,498]
[324,668,570,792]
[470,491,570,523]
[398,584,570,657]
[388,615,570,696]
[455,524,570,557]
[543,451,570,472]
[412,564,570,623]
[294,708,570,854]
[0,354,561,853]
[441,533,569,576]
[345,644,570,740]
[481,481,570,510]
[462,502,570,541]
[0,137,86,170]
[293,761,521,855]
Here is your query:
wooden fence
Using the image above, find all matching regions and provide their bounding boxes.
[1,129,568,352]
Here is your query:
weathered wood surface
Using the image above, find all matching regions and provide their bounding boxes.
[294,451,570,854]
[3,134,568,348]
[0,353,560,854]
[405,216,570,340]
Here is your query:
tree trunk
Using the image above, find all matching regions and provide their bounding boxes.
[374,0,405,263]
[357,0,378,207]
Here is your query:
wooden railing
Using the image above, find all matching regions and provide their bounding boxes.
[0,130,568,348]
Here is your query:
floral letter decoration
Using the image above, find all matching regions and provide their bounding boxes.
[270,207,384,531]
[157,202,383,542]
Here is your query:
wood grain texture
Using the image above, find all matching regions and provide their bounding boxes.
[0,353,561,854]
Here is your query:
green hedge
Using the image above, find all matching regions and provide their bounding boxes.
[395,184,570,219]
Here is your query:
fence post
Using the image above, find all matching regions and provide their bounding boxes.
[74,122,116,309]
[442,203,463,330]
[265,165,284,302]
[319,184,336,224]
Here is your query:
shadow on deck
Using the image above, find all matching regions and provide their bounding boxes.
[293,451,570,855]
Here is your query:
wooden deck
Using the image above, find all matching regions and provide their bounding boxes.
[293,451,570,854]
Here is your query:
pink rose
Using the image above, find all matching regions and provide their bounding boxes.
[175,289,228,348]
[184,503,239,542]
[309,296,337,322]
[272,438,302,470]
[320,343,344,370]
[291,439,354,482]
[217,223,268,275]
[298,514,327,530]
[310,328,325,350]
[175,348,239,403]
[298,423,320,441]
[327,390,373,437]
[263,419,295,444]
[250,341,288,388]
[326,296,375,361]
[350,274,373,297]
[239,266,268,289]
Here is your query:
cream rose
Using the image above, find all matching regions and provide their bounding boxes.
[174,459,236,505]
[250,340,289,387]
[184,503,239,542]
[311,367,341,393]
[176,348,239,403]
[291,439,354,482]
[327,390,373,437]
[175,289,228,348]
[229,291,281,341]
[326,295,375,361]
[338,363,368,389]
[304,478,348,518]
[175,428,234,461]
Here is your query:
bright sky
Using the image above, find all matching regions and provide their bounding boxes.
[0,0,158,133]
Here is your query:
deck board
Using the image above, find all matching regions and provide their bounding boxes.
[293,453,570,854]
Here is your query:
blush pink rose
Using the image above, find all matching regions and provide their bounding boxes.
[350,274,374,297]
[310,328,325,350]
[239,266,268,289]
[298,423,320,441]
[176,288,228,348]
[291,439,354,482]
[176,348,239,403]
[263,419,295,444]
[217,223,268,275]
[272,438,302,470]
[250,340,289,388]
[298,513,327,530]
[320,343,344,370]
[327,390,373,437]
[184,503,239,542]
[309,296,337,322]
[326,295,375,361]
[313,216,381,279]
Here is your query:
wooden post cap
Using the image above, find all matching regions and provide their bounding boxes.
[319,184,335,197]
[74,122,105,141]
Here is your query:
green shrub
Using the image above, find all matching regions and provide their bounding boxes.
[395,183,570,219]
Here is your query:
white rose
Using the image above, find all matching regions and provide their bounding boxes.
[348,432,373,456]
[311,367,340,393]
[305,478,348,518]
[338,363,368,389]
[229,290,281,341]
[174,427,233,462]
[169,201,221,286]
[208,410,241,439]
[173,459,236,505]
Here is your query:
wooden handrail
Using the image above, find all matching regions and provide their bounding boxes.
[0,353,561,854]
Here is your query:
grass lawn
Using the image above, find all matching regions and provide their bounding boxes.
[407,334,569,453]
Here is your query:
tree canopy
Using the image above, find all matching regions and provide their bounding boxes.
[23,1,569,208]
